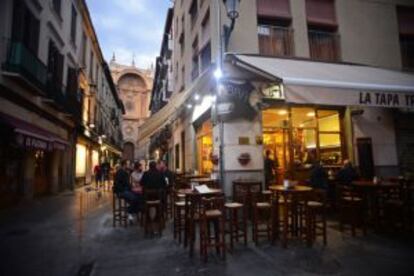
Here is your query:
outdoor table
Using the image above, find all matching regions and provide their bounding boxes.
[351,180,400,229]
[190,178,219,188]
[269,185,313,248]
[177,188,223,257]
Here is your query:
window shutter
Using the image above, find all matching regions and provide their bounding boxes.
[11,0,25,42]
[256,0,291,19]
[306,0,337,27]
[397,7,414,36]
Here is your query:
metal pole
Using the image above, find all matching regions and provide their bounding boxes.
[215,0,225,189]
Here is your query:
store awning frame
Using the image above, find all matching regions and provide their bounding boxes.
[228,54,414,108]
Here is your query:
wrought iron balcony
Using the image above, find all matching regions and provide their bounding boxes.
[308,30,341,62]
[2,40,47,91]
[258,25,294,57]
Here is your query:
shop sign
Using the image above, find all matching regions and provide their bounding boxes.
[262,84,285,100]
[217,80,256,121]
[359,91,414,108]
[16,133,51,150]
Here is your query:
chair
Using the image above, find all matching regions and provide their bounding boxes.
[143,189,165,236]
[225,199,247,250]
[252,193,272,245]
[112,192,128,227]
[338,185,366,236]
[173,190,187,243]
[199,196,226,262]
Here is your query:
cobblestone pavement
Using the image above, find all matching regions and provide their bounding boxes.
[0,187,413,276]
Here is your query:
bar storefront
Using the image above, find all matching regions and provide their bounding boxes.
[208,54,414,194]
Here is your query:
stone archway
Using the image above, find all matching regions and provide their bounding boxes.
[123,142,135,162]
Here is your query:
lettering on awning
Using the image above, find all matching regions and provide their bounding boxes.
[359,92,414,108]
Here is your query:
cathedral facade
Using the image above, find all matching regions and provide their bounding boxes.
[110,57,153,162]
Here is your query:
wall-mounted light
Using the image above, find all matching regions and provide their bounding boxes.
[89,123,95,128]
[214,67,223,79]
[194,94,200,101]
[306,112,315,117]
[278,110,288,115]
[186,104,193,109]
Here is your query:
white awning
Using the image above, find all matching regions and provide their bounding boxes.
[137,68,213,143]
[230,54,414,108]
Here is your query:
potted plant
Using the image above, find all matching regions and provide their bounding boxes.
[238,152,251,166]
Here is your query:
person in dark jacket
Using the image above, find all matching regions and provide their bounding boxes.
[310,161,328,190]
[158,160,174,187]
[141,161,167,190]
[264,150,278,188]
[336,160,358,185]
[114,160,142,221]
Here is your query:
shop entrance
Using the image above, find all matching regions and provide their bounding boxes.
[262,106,345,183]
[196,120,213,175]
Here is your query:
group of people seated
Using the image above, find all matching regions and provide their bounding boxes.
[113,160,174,222]
[310,159,359,190]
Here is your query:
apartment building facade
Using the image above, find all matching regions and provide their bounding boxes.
[141,0,414,194]
[0,0,123,205]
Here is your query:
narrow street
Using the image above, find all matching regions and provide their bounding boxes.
[0,188,413,276]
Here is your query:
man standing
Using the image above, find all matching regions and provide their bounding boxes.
[264,150,278,188]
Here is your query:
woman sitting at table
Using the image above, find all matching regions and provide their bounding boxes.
[335,160,358,185]
[130,162,144,194]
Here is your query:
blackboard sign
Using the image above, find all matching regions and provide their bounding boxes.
[217,80,256,121]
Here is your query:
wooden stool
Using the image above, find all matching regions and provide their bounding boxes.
[304,190,327,246]
[173,192,187,243]
[225,202,247,250]
[143,189,165,236]
[200,196,226,262]
[338,185,366,236]
[112,193,128,227]
[252,194,272,245]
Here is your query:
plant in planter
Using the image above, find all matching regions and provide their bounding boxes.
[238,152,251,166]
[210,153,219,166]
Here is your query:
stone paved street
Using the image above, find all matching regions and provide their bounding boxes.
[1,188,414,276]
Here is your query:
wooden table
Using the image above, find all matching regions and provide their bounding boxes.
[351,180,400,229]
[269,185,313,248]
[177,188,223,257]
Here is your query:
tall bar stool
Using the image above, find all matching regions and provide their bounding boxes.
[112,193,128,227]
[304,189,328,246]
[252,193,272,245]
[199,196,226,262]
[173,191,187,243]
[225,200,248,250]
[338,185,366,236]
[143,189,165,236]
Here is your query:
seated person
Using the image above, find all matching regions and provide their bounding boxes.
[131,162,144,194]
[336,159,358,185]
[141,161,167,190]
[310,160,328,190]
[114,160,142,221]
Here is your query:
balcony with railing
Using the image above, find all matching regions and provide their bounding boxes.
[308,30,341,62]
[258,25,294,57]
[1,39,48,91]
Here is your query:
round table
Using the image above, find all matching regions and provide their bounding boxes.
[269,185,313,248]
